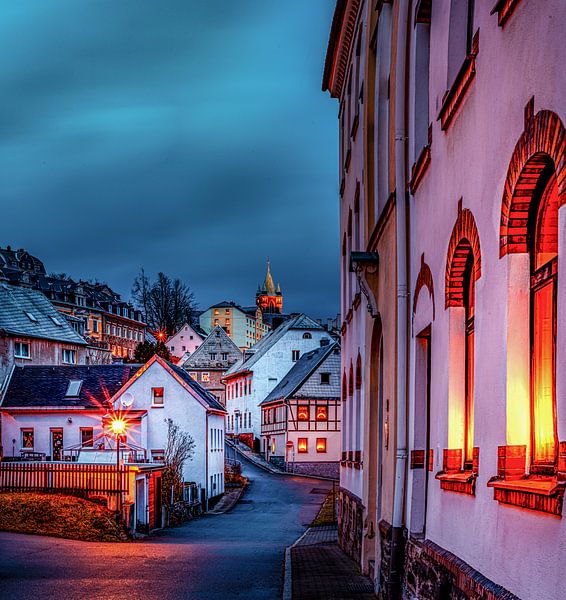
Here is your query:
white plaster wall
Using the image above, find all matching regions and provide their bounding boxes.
[1,411,102,458]
[226,329,332,440]
[113,362,219,494]
[409,3,566,598]
[167,325,203,359]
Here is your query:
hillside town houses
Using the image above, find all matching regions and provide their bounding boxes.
[323,1,566,599]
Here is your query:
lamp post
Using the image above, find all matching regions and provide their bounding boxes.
[110,417,127,521]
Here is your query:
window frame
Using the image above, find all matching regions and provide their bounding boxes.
[14,340,31,360]
[151,387,165,407]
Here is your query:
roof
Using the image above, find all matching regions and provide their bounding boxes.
[224,313,324,377]
[1,364,143,409]
[168,362,226,412]
[322,0,362,98]
[182,325,242,370]
[0,284,87,345]
[261,341,341,405]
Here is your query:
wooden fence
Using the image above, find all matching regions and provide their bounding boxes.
[0,462,130,496]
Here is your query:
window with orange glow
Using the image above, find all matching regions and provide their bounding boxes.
[530,175,558,468]
[463,253,475,466]
[316,438,327,453]
[298,438,308,453]
[297,406,309,421]
[316,406,328,421]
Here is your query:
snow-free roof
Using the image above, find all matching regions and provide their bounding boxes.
[260,341,341,406]
[224,313,325,377]
[1,364,143,409]
[0,283,87,346]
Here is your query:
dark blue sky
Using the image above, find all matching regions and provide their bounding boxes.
[0,1,338,320]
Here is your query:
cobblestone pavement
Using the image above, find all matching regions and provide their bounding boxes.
[291,525,375,600]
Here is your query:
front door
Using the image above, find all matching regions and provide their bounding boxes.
[51,429,64,461]
[136,478,146,527]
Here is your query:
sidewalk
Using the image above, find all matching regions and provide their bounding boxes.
[226,441,286,474]
[285,525,375,600]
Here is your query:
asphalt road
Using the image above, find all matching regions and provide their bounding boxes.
[0,458,332,600]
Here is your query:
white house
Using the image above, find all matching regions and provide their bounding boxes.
[166,323,204,361]
[0,356,226,503]
[222,313,333,449]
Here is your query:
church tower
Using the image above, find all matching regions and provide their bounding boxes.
[256,259,283,314]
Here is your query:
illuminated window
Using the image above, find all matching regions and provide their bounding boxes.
[298,406,309,421]
[316,406,328,421]
[21,428,34,449]
[201,372,210,383]
[298,438,308,453]
[214,309,219,315]
[188,372,197,381]
[316,438,327,453]
[14,341,31,359]
[530,175,558,469]
[463,252,475,466]
[271,438,276,454]
[152,387,164,406]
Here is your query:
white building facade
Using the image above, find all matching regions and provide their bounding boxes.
[166,323,204,360]
[223,314,333,449]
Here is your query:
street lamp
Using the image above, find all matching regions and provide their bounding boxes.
[110,417,127,520]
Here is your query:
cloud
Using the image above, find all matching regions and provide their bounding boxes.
[0,0,339,319]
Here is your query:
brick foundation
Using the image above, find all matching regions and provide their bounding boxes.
[403,537,519,600]
[287,461,339,479]
[338,487,364,564]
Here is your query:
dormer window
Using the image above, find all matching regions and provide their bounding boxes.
[65,380,83,397]
[24,311,37,323]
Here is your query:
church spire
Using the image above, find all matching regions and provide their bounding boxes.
[262,258,275,295]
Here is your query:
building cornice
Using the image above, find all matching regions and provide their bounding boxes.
[322,0,362,99]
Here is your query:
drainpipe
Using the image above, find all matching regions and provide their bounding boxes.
[389,0,410,597]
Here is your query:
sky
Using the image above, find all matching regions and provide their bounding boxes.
[0,1,339,320]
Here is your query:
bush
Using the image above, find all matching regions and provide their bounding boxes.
[0,492,129,542]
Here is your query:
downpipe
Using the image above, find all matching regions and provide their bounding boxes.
[388,0,410,598]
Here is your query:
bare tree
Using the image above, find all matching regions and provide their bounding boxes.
[162,418,195,505]
[131,270,198,335]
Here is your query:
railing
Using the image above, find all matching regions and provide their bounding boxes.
[0,462,130,495]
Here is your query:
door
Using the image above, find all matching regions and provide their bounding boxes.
[51,429,64,461]
[136,478,146,527]
[154,476,162,529]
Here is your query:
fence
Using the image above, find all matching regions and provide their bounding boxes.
[0,462,130,496]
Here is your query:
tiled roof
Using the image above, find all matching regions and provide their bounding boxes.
[168,362,226,412]
[1,364,143,409]
[261,341,340,405]
[0,284,87,345]
[182,326,242,370]
[225,313,324,376]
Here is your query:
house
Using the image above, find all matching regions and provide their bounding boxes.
[181,325,242,405]
[323,1,566,599]
[0,356,226,503]
[166,323,204,360]
[199,301,271,350]
[260,341,341,478]
[0,245,146,360]
[223,313,332,449]
[0,283,89,389]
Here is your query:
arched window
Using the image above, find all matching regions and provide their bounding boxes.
[303,332,312,339]
[462,250,475,466]
[530,172,558,469]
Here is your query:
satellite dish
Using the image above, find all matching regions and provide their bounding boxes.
[121,392,134,407]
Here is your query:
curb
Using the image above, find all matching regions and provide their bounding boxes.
[208,481,249,515]
[282,527,314,600]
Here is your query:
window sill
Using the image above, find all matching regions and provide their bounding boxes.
[491,0,522,27]
[487,476,565,516]
[409,127,432,194]
[437,30,479,131]
[435,470,476,495]
[151,405,165,409]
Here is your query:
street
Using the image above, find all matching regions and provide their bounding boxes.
[0,458,332,600]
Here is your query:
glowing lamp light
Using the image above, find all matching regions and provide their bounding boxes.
[110,418,127,436]
[298,439,308,453]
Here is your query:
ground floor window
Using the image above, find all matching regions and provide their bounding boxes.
[80,427,94,447]
[316,438,327,453]
[298,438,308,453]
[21,428,34,449]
